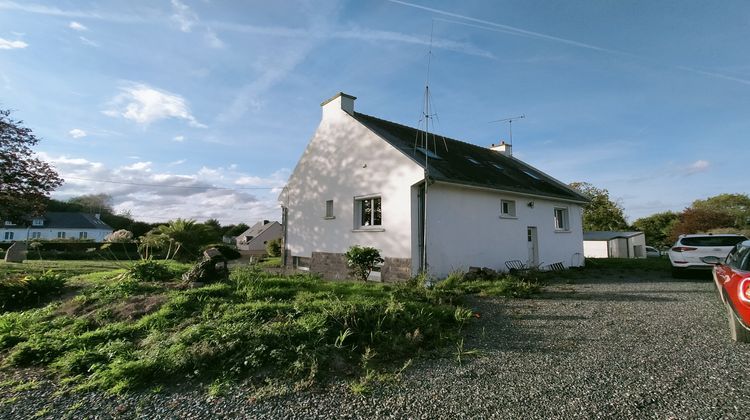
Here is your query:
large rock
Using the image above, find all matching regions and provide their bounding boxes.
[181,248,228,284]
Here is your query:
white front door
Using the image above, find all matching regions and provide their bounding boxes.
[527,226,539,267]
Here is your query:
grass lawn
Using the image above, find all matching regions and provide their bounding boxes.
[0,260,124,279]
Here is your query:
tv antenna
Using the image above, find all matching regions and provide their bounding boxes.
[489,114,525,145]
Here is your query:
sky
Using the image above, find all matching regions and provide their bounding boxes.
[1,0,748,226]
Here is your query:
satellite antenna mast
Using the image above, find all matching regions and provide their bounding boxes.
[417,22,437,275]
[489,114,525,145]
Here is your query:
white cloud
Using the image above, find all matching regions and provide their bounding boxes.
[69,21,87,31]
[168,159,186,166]
[686,159,710,174]
[0,37,28,49]
[171,0,198,32]
[79,36,99,47]
[103,82,206,128]
[68,128,87,138]
[172,135,185,142]
[204,27,224,49]
[40,153,283,224]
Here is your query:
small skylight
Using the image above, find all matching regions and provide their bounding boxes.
[466,156,480,165]
[491,163,504,171]
[522,169,541,180]
[416,147,441,159]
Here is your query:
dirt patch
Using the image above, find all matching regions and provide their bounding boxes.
[111,294,167,320]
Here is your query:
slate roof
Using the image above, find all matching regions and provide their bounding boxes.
[238,221,279,242]
[33,212,112,229]
[353,113,589,203]
[583,231,644,241]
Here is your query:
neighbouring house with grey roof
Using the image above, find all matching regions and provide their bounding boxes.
[1,212,113,243]
[235,220,283,256]
[279,92,589,281]
[583,231,647,259]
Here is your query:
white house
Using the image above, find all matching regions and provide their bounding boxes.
[583,231,647,258]
[1,212,113,243]
[279,92,589,281]
[235,220,283,255]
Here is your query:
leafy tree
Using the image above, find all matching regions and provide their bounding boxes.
[0,109,63,221]
[691,194,750,229]
[223,223,249,237]
[632,211,679,248]
[569,182,628,231]
[266,238,281,257]
[68,193,114,214]
[344,245,384,282]
[203,218,222,241]
[668,207,734,242]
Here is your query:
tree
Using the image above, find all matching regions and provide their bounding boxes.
[668,207,734,242]
[147,219,214,262]
[203,218,222,241]
[0,109,63,221]
[632,211,679,248]
[224,223,249,237]
[68,193,114,214]
[266,238,281,257]
[344,245,384,282]
[691,194,750,229]
[569,182,628,231]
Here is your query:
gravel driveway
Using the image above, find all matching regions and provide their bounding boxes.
[3,268,750,419]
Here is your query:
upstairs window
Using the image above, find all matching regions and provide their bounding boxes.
[355,196,382,228]
[500,200,516,218]
[32,218,44,226]
[325,200,334,219]
[554,207,569,231]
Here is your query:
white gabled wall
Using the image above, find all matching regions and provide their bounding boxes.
[423,182,584,277]
[283,94,424,260]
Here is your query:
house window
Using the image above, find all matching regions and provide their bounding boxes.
[57,232,66,239]
[32,218,43,226]
[325,200,334,219]
[79,232,88,239]
[4,232,13,240]
[554,208,569,231]
[4,221,14,226]
[355,196,382,228]
[31,232,41,239]
[500,200,516,218]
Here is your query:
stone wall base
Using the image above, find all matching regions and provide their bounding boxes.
[287,252,412,282]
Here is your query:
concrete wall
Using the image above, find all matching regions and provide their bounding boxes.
[1,228,112,242]
[282,94,424,266]
[422,182,585,277]
[584,241,609,258]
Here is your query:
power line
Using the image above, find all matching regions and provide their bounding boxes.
[63,176,280,190]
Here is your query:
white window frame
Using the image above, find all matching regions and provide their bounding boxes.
[79,231,88,239]
[353,194,383,230]
[4,232,13,240]
[500,199,517,218]
[554,207,570,231]
[57,231,66,239]
[324,199,335,219]
[32,218,44,227]
[31,232,41,239]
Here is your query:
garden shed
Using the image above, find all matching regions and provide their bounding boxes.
[583,231,646,259]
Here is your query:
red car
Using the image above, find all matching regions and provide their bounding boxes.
[706,241,750,342]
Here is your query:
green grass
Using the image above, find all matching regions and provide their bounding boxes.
[258,257,282,268]
[434,270,544,298]
[0,266,466,394]
[0,260,123,280]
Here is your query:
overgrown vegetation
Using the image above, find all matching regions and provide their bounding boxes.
[265,239,281,258]
[0,266,466,394]
[434,270,544,298]
[0,271,67,311]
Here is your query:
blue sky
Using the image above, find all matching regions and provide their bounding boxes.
[1,0,748,225]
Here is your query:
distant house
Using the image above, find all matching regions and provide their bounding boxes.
[1,212,113,242]
[279,92,589,281]
[583,231,646,258]
[235,220,283,255]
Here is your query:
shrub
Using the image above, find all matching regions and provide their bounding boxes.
[0,271,67,311]
[265,239,281,257]
[344,246,384,282]
[126,260,174,282]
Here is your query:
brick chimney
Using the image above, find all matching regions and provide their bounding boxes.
[321,92,356,120]
[490,141,512,157]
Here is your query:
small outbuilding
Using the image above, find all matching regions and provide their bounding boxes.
[583,231,647,259]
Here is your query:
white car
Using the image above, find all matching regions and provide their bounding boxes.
[668,234,747,277]
[645,246,661,258]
